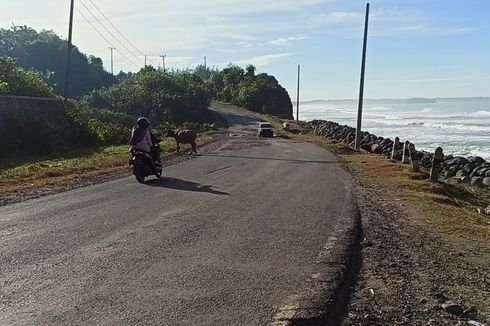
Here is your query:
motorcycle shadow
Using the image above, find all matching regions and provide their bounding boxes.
[145,177,229,196]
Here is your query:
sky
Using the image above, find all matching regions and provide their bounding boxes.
[1,0,489,100]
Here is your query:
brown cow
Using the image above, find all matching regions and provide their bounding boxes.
[166,129,197,154]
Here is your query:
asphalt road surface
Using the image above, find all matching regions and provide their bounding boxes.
[0,104,355,325]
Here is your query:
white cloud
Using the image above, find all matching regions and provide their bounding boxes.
[310,7,473,37]
[217,48,239,54]
[235,53,294,67]
[267,36,310,46]
[110,0,330,17]
[312,7,425,26]
[312,11,363,25]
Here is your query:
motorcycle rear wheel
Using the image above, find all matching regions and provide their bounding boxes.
[134,164,146,183]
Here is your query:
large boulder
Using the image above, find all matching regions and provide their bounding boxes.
[445,165,459,177]
[441,302,464,316]
[483,177,490,187]
[445,157,469,168]
[456,170,469,178]
[463,163,475,173]
[371,143,382,154]
[485,205,490,215]
[470,177,484,187]
[475,168,489,177]
[467,156,485,166]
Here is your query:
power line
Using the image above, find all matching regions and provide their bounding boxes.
[84,0,159,66]
[78,0,146,65]
[74,6,140,69]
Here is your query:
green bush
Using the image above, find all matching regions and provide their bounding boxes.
[0,56,55,97]
[0,111,62,157]
[80,67,212,126]
[67,103,133,146]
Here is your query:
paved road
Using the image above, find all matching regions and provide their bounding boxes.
[0,104,355,325]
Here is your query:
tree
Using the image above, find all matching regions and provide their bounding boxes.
[0,56,55,97]
[245,64,256,77]
[194,64,213,81]
[78,66,212,124]
[208,64,293,119]
[0,25,114,96]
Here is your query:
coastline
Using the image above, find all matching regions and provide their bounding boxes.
[297,97,490,161]
[309,119,490,189]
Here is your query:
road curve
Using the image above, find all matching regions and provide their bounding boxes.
[0,103,356,325]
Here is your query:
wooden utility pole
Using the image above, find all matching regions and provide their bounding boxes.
[144,55,147,67]
[204,56,207,70]
[354,3,370,150]
[296,64,300,121]
[63,0,75,98]
[109,47,115,75]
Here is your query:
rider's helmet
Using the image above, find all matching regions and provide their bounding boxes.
[137,117,150,128]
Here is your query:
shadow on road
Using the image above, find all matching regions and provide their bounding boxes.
[145,177,229,195]
[202,153,337,164]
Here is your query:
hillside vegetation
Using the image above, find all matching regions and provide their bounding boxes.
[208,64,293,119]
[0,25,294,157]
[0,25,114,96]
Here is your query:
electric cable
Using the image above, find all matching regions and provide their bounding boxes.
[78,0,145,65]
[84,0,159,66]
[75,6,140,69]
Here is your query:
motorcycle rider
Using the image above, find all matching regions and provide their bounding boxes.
[129,117,162,166]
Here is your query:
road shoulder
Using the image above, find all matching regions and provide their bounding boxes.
[340,153,490,326]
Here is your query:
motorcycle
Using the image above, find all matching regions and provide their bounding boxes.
[129,145,162,183]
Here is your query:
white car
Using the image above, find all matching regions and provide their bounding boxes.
[257,122,274,137]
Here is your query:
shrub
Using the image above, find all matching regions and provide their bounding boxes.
[0,56,55,97]
[67,103,133,146]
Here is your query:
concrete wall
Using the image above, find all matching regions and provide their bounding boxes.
[0,95,72,156]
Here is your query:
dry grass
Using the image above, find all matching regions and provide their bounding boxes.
[345,153,490,248]
[342,153,490,314]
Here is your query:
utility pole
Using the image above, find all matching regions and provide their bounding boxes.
[296,64,300,121]
[160,54,166,72]
[63,0,75,98]
[204,56,207,70]
[355,3,370,151]
[144,55,147,67]
[109,47,115,75]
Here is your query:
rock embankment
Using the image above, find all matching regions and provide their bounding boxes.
[309,120,490,190]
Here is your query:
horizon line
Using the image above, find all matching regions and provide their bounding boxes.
[294,96,490,102]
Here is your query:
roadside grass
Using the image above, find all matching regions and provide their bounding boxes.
[0,138,178,185]
[345,153,490,230]
[344,153,490,314]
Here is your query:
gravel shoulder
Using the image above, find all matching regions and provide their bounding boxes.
[333,150,490,326]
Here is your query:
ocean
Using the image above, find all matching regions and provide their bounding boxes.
[298,98,490,161]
